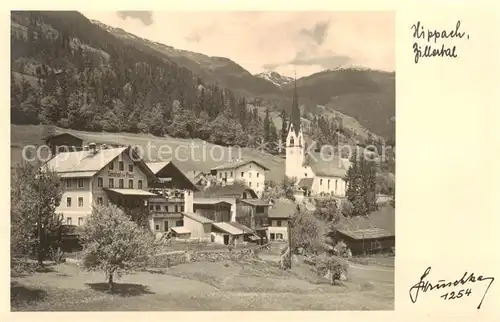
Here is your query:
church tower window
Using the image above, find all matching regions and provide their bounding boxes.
[290,138,294,146]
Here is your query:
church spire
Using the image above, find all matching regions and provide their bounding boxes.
[289,67,301,136]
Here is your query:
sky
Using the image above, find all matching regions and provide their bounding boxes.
[81,11,394,78]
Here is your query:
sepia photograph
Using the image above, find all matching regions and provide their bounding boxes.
[10,10,395,311]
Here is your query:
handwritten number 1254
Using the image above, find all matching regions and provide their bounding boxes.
[441,289,472,300]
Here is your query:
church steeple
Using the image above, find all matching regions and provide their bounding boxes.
[289,68,301,136]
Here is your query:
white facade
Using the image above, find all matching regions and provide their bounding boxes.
[285,123,304,181]
[57,151,149,226]
[213,162,266,196]
[285,122,348,197]
[267,219,289,241]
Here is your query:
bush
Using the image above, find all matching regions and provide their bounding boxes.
[314,254,349,284]
[341,199,353,217]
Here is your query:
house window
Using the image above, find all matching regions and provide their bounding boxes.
[328,179,330,190]
[78,178,84,187]
[243,192,247,199]
[97,177,103,187]
[320,179,323,185]
[119,161,124,171]
[249,172,252,178]
[175,205,178,212]
[256,173,259,178]
[249,182,252,187]
[270,233,275,240]
[66,217,72,225]
[128,164,133,172]
[230,172,233,177]
[66,197,72,207]
[119,179,124,188]
[138,180,143,189]
[165,205,169,212]
[66,179,72,188]
[187,191,191,196]
[180,205,184,212]
[109,178,114,188]
[109,162,114,170]
[276,233,283,240]
[219,172,222,178]
[128,179,133,188]
[225,172,228,178]
[175,220,184,226]
[78,217,84,226]
[290,138,294,146]
[155,205,161,211]
[335,180,338,190]
[149,205,154,211]
[78,197,83,207]
[277,220,282,227]
[241,172,244,177]
[155,224,160,231]
[97,197,103,206]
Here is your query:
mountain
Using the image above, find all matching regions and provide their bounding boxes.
[90,20,284,100]
[10,11,395,146]
[254,71,294,87]
[89,19,395,140]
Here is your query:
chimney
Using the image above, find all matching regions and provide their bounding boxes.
[88,142,97,154]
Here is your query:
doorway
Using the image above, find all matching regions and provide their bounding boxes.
[223,235,230,245]
[164,220,169,232]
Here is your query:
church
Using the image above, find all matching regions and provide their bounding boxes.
[285,80,351,198]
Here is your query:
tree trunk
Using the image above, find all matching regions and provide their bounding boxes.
[108,273,114,292]
[37,221,44,266]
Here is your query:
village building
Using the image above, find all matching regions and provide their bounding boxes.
[45,133,83,156]
[145,161,198,239]
[333,206,395,255]
[42,144,158,227]
[209,159,269,197]
[211,221,255,245]
[182,212,213,241]
[285,81,351,198]
[192,198,232,222]
[267,200,299,241]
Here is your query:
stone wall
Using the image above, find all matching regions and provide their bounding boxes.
[151,248,258,268]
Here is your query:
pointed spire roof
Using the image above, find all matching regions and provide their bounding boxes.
[289,68,301,136]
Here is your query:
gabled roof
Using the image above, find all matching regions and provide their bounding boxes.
[195,182,258,199]
[42,146,157,182]
[44,133,83,143]
[335,205,395,235]
[212,222,253,236]
[146,161,170,175]
[183,212,213,224]
[336,228,393,240]
[211,159,269,171]
[303,152,351,178]
[146,161,199,191]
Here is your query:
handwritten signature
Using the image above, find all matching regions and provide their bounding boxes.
[409,267,495,309]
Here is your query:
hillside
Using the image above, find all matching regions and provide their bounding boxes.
[10,11,395,148]
[89,18,395,141]
[11,124,286,183]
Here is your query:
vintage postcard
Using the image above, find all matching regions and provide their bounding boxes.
[3,0,499,320]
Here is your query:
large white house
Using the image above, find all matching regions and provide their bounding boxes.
[42,143,157,225]
[210,159,269,197]
[285,82,351,197]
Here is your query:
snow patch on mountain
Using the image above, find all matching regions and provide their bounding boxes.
[255,71,294,87]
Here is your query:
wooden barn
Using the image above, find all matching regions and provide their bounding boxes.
[45,133,83,155]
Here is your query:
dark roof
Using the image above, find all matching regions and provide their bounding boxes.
[336,228,393,240]
[211,159,270,171]
[229,221,254,234]
[335,205,395,235]
[297,178,313,189]
[240,199,271,207]
[182,212,213,224]
[268,200,299,218]
[303,152,351,178]
[146,161,199,191]
[44,133,83,143]
[195,182,258,199]
[193,198,233,206]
